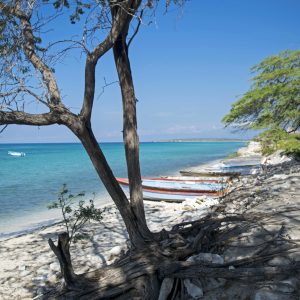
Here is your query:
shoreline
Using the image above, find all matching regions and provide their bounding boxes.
[0,141,259,299]
[0,142,246,241]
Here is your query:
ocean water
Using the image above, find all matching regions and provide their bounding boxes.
[0,141,245,236]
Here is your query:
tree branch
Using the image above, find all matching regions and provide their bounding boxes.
[0,124,8,134]
[128,9,144,48]
[80,0,141,122]
[13,1,63,109]
[0,111,61,126]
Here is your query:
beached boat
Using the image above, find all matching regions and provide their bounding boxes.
[180,161,262,177]
[150,176,230,183]
[220,163,260,169]
[117,178,227,202]
[117,178,226,192]
[120,185,223,202]
[8,151,26,157]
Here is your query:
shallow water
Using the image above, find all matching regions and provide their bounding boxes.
[0,141,244,236]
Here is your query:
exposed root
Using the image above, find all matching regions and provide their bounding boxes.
[44,209,300,299]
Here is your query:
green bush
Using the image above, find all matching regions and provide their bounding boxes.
[256,128,300,158]
[278,136,300,158]
[48,184,103,244]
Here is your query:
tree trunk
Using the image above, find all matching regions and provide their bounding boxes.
[71,122,152,248]
[113,34,151,238]
[48,233,78,289]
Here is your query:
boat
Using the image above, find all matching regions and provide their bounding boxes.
[8,151,26,157]
[150,176,230,183]
[120,185,224,202]
[180,162,261,177]
[117,178,226,193]
[117,178,227,202]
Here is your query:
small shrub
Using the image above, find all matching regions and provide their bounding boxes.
[48,184,103,244]
[256,127,300,158]
[278,137,300,158]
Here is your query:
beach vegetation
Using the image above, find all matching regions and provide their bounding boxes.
[223,50,300,157]
[255,127,300,158]
[223,50,300,132]
[48,184,103,245]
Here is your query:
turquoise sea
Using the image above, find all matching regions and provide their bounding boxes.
[0,142,245,237]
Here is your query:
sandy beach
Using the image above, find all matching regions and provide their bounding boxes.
[0,199,221,299]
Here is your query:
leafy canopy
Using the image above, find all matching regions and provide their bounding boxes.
[223,50,300,132]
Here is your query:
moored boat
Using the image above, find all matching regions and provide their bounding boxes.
[8,151,26,157]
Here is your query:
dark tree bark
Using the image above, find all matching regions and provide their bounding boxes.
[69,120,152,248]
[113,28,152,241]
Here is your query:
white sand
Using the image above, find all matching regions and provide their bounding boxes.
[0,199,219,299]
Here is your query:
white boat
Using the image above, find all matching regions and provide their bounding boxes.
[120,185,219,202]
[8,151,26,157]
[117,178,226,192]
[156,176,230,183]
[117,177,228,202]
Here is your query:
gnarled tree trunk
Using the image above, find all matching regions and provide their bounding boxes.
[69,121,152,248]
[113,25,153,241]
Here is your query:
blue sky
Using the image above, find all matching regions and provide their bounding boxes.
[1,0,300,143]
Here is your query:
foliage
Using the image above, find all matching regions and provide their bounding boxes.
[277,134,300,158]
[223,50,300,132]
[255,127,300,158]
[48,184,103,244]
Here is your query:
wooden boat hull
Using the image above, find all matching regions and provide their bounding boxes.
[120,186,222,202]
[116,178,226,194]
[117,178,227,202]
[150,176,230,183]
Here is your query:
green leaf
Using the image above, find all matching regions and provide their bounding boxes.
[223,49,300,132]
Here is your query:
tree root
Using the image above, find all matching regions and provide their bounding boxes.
[45,211,300,299]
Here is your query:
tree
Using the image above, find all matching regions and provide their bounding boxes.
[0,0,153,249]
[222,50,300,132]
[2,2,300,298]
[0,0,193,297]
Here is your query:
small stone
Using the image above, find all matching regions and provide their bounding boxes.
[19,270,31,277]
[32,274,47,282]
[47,274,58,283]
[49,262,60,272]
[108,246,124,261]
[18,265,26,271]
[184,279,203,299]
[187,253,224,264]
